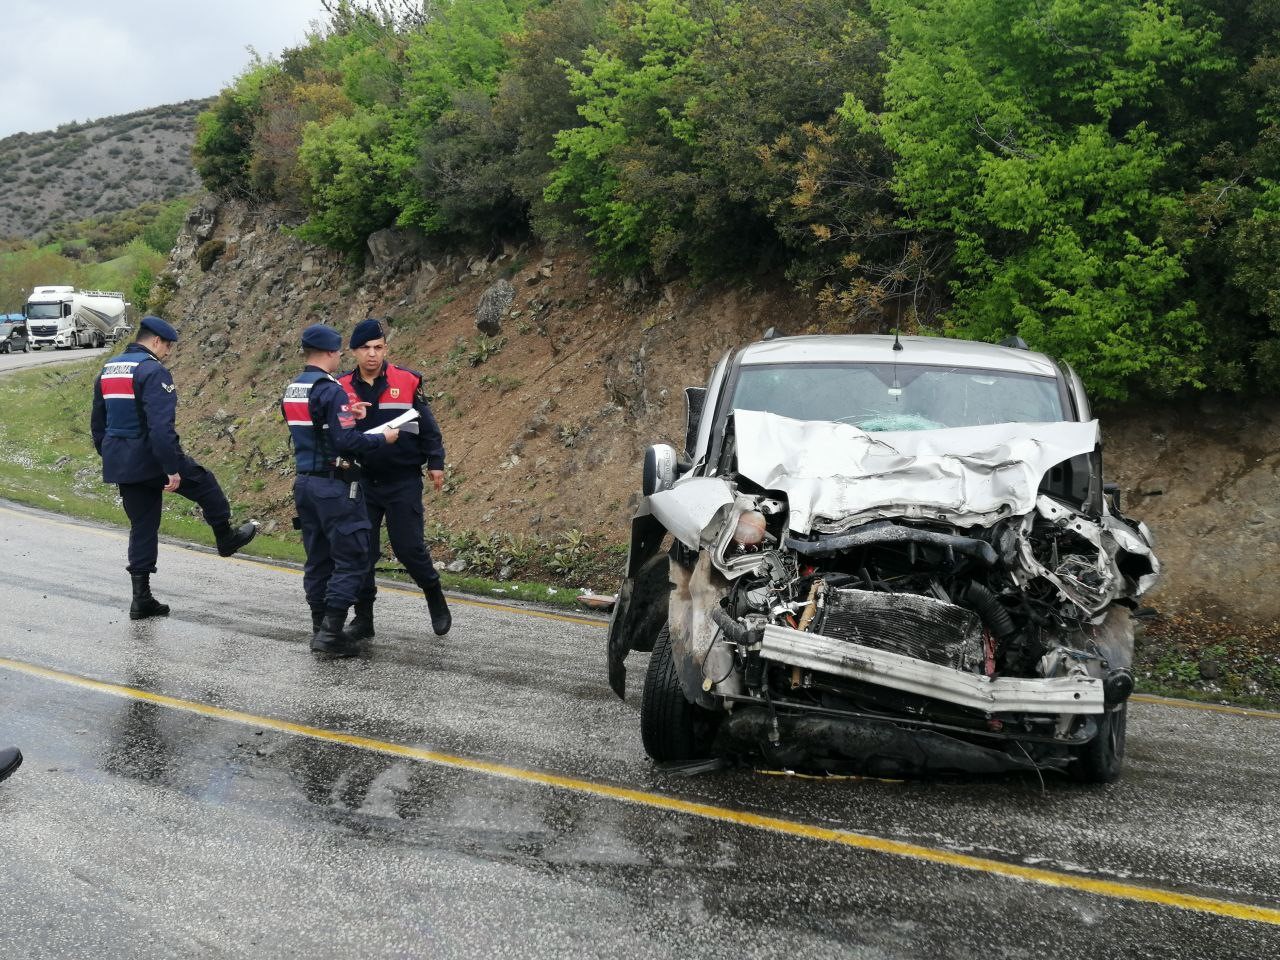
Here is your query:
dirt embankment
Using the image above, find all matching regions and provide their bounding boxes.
[161,199,1279,629]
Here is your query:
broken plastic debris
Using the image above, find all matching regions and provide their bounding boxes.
[577,590,618,611]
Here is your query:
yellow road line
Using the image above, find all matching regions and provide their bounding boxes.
[1130,694,1280,721]
[2,654,1277,927]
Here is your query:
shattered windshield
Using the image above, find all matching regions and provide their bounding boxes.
[731,361,1065,430]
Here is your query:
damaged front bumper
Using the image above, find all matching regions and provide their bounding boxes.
[760,624,1104,715]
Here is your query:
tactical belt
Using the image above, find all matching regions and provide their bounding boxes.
[300,466,361,482]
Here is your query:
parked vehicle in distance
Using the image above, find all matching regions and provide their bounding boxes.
[24,287,130,350]
[0,320,31,353]
[608,333,1158,782]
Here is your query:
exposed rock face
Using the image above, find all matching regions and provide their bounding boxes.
[475,279,515,335]
[173,199,218,262]
[367,228,426,273]
[157,194,1280,626]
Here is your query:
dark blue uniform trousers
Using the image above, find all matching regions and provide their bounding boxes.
[356,473,441,605]
[119,456,231,574]
[294,475,372,612]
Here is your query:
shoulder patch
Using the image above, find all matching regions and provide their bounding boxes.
[162,382,176,393]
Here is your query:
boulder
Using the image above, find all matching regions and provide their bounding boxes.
[475,279,515,335]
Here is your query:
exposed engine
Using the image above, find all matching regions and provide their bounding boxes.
[658,485,1157,775]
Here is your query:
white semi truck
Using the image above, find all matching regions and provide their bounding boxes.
[25,286,132,350]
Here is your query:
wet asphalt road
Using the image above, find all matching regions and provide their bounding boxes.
[0,343,106,374]
[0,501,1277,959]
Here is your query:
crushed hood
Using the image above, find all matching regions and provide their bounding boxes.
[732,410,1101,533]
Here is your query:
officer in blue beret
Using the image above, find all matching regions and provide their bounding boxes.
[337,318,451,639]
[284,323,401,657]
[91,315,258,619]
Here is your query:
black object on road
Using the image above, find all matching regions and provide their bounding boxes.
[0,746,22,783]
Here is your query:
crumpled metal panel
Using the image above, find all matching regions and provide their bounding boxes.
[731,410,1101,533]
[647,476,735,550]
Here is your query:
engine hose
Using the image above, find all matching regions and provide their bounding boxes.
[963,581,1017,639]
[710,605,762,646]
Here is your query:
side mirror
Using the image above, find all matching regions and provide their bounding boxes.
[683,386,706,458]
[643,443,678,497]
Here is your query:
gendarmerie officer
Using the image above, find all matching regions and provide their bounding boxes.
[90,315,258,619]
[338,318,451,639]
[283,323,400,657]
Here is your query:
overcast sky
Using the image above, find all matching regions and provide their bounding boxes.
[0,1,331,139]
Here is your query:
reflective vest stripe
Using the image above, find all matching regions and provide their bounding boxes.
[282,398,312,425]
[100,352,150,438]
[337,365,420,417]
[100,377,135,399]
[282,370,335,472]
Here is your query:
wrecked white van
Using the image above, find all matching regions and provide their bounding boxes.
[607,334,1158,781]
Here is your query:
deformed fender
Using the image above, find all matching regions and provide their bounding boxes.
[666,552,740,710]
[607,507,670,698]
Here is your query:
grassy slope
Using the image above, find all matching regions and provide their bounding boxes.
[0,357,590,612]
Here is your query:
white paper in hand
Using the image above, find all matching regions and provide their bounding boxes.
[364,408,420,434]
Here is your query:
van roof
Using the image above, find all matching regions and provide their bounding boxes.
[738,334,1059,378]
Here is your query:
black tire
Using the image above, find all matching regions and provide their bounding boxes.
[1072,702,1127,783]
[640,625,720,763]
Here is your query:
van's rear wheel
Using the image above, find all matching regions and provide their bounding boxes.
[640,626,721,763]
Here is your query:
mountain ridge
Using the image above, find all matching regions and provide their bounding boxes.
[0,99,209,241]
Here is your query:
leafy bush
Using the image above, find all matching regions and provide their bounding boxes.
[872,0,1221,400]
[140,198,191,255]
[193,63,279,197]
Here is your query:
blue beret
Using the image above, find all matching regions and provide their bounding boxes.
[350,318,387,349]
[301,323,342,351]
[140,315,178,342]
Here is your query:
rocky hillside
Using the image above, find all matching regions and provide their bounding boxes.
[156,198,1280,628]
[0,100,207,240]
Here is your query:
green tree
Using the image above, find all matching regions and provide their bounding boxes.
[296,109,399,253]
[492,0,610,234]
[872,0,1224,400]
[544,0,716,272]
[193,63,280,198]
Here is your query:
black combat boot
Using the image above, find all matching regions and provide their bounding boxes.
[424,581,452,636]
[214,519,259,557]
[310,606,325,634]
[311,609,359,658]
[0,746,21,783]
[129,573,170,620]
[348,601,375,642]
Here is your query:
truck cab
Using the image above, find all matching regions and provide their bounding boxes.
[24,287,129,349]
[24,287,73,349]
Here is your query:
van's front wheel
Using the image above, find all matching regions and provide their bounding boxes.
[640,626,721,763]
[1072,702,1127,783]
